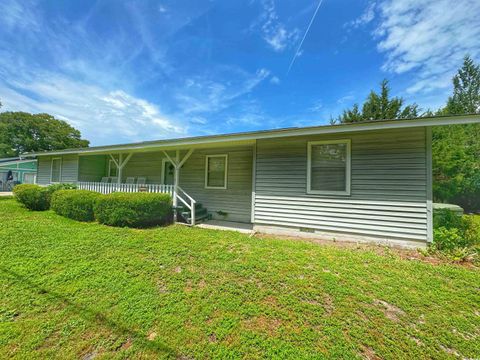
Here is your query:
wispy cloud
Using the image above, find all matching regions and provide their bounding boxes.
[344,1,376,29]
[372,0,480,94]
[174,68,270,115]
[257,0,299,52]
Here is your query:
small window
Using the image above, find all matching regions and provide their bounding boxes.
[307,140,351,195]
[51,158,62,183]
[205,155,227,189]
[108,159,118,177]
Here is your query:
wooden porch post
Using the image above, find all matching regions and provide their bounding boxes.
[162,149,194,224]
[109,153,133,190]
[117,153,123,187]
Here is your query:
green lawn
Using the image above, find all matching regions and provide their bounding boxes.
[0,198,479,359]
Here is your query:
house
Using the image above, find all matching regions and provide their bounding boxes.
[0,157,37,191]
[25,115,480,248]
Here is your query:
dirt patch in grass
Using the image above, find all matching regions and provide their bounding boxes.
[256,233,478,268]
[373,299,405,322]
[242,315,282,336]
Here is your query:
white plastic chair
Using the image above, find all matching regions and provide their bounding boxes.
[110,177,118,183]
[125,177,135,184]
[101,177,109,183]
[136,177,146,185]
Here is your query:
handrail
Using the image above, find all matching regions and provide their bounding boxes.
[177,186,196,204]
[175,186,196,226]
[175,193,191,210]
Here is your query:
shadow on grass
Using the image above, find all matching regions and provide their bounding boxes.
[0,266,177,358]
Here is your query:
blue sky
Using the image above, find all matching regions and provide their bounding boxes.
[0,0,479,146]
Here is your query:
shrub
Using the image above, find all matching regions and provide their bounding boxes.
[94,192,172,228]
[46,183,77,197]
[432,209,480,251]
[13,184,50,211]
[51,189,101,222]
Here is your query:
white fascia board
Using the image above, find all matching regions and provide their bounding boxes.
[25,114,480,157]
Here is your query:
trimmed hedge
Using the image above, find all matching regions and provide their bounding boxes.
[51,189,101,222]
[13,183,79,211]
[13,184,50,211]
[94,192,172,228]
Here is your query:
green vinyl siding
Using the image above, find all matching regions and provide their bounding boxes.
[78,155,107,182]
[254,127,429,241]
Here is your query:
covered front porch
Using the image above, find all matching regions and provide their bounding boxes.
[75,144,254,225]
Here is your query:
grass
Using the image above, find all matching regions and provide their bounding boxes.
[0,198,479,359]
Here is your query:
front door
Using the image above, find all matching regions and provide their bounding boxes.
[162,160,175,185]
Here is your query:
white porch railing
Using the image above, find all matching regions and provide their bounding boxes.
[77,182,175,197]
[76,182,197,226]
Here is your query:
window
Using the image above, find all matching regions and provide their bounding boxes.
[51,158,62,183]
[307,139,351,195]
[108,159,118,177]
[205,154,227,189]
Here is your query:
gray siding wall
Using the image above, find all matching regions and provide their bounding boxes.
[74,148,254,223]
[36,155,79,185]
[180,146,253,223]
[254,128,429,241]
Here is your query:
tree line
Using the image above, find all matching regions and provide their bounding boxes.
[335,56,480,212]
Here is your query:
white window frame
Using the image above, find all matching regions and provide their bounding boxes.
[205,154,228,190]
[307,139,351,196]
[108,159,118,177]
[50,157,62,183]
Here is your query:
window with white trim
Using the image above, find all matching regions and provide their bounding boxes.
[51,158,62,183]
[205,154,227,189]
[307,139,351,195]
[108,159,118,177]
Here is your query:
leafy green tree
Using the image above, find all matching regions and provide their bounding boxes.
[0,112,89,157]
[443,56,480,114]
[433,56,480,211]
[338,79,419,123]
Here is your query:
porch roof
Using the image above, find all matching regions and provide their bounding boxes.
[24,114,480,157]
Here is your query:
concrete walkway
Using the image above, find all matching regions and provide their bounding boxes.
[197,220,254,234]
[0,192,13,196]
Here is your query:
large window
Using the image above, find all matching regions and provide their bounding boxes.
[307,139,351,195]
[205,154,227,189]
[51,158,62,183]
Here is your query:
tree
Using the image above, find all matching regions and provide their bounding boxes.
[337,79,419,123]
[433,55,480,211]
[0,112,89,157]
[443,56,480,114]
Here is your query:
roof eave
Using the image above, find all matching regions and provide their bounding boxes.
[24,114,480,157]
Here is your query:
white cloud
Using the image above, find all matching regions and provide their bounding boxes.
[308,100,323,112]
[175,67,270,115]
[373,0,480,93]
[1,71,186,145]
[258,0,299,52]
[345,2,376,29]
[270,76,280,85]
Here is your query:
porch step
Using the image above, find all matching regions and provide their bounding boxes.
[178,203,210,224]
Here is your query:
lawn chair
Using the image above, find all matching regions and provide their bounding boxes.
[125,177,135,184]
[136,177,146,185]
[101,177,109,183]
[110,177,118,183]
